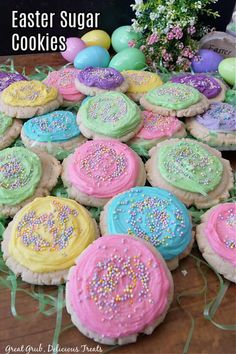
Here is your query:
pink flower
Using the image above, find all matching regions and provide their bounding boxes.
[128,40,136,48]
[163,52,173,62]
[187,25,196,35]
[182,47,194,59]
[147,33,159,45]
[140,45,146,52]
[172,26,183,39]
[167,32,174,40]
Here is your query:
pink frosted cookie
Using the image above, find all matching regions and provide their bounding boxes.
[44,68,85,106]
[61,139,146,207]
[66,234,174,345]
[196,203,236,283]
[128,111,187,156]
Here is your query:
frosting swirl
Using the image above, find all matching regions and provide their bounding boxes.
[0,147,42,205]
[78,67,124,89]
[171,74,221,99]
[23,111,81,142]
[0,72,27,92]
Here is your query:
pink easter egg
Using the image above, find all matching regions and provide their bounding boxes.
[61,38,86,62]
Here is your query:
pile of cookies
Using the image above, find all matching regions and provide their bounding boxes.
[0,65,235,345]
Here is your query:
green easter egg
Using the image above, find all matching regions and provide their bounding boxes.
[111,25,142,52]
[109,48,146,71]
[218,57,236,86]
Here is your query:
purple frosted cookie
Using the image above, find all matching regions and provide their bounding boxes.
[171,74,226,102]
[186,102,236,150]
[75,67,128,96]
[0,72,27,92]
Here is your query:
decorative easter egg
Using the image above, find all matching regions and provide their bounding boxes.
[109,48,146,71]
[74,46,110,69]
[191,49,223,72]
[61,37,86,62]
[111,25,142,52]
[218,57,236,86]
[81,30,111,50]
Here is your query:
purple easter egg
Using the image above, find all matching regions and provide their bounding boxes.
[191,49,223,72]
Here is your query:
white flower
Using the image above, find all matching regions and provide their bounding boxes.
[135,0,143,4]
[157,5,166,13]
[131,19,143,32]
[150,12,158,21]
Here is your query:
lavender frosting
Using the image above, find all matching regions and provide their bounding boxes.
[0,72,27,92]
[171,74,221,99]
[196,102,236,132]
[77,67,124,89]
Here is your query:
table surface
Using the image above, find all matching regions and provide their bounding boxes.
[0,53,235,354]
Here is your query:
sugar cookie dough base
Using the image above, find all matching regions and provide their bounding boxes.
[66,235,174,345]
[0,119,22,150]
[77,114,144,143]
[1,217,100,285]
[100,205,195,271]
[74,78,129,96]
[0,151,61,217]
[145,138,234,209]
[186,118,236,151]
[128,124,187,153]
[127,92,145,102]
[21,129,86,159]
[0,93,63,119]
[61,154,147,207]
[140,94,210,118]
[196,207,236,283]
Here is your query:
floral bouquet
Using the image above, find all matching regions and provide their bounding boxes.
[130,0,219,71]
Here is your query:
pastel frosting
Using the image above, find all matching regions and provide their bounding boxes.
[0,71,27,92]
[2,80,58,107]
[136,111,182,140]
[158,140,223,196]
[0,147,42,205]
[44,68,84,102]
[171,74,221,99]
[196,102,236,132]
[0,112,13,135]
[106,187,192,260]
[78,92,141,138]
[67,235,172,338]
[144,83,201,110]
[122,70,163,93]
[9,196,97,273]
[23,111,81,142]
[66,140,141,199]
[204,203,236,266]
[77,67,124,89]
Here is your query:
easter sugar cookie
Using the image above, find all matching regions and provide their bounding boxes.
[0,80,63,119]
[2,196,99,285]
[75,67,128,96]
[171,74,226,103]
[0,71,27,92]
[128,111,186,156]
[0,112,22,150]
[145,139,233,209]
[186,103,236,150]
[122,70,163,102]
[140,83,209,117]
[196,203,236,283]
[0,147,61,217]
[21,110,86,159]
[77,92,142,142]
[100,187,194,270]
[43,68,85,106]
[61,139,146,207]
[66,234,173,345]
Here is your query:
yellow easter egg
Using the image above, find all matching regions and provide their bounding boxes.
[81,30,111,50]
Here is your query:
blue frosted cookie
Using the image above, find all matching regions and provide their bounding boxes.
[21,110,86,159]
[100,186,193,270]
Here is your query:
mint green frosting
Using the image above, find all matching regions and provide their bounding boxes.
[0,147,42,205]
[78,92,141,138]
[0,112,13,135]
[145,83,200,110]
[158,141,223,196]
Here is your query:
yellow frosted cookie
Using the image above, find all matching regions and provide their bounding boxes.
[122,70,163,102]
[2,196,99,284]
[0,80,63,119]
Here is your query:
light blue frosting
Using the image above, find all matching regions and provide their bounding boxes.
[106,186,192,260]
[23,111,81,142]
